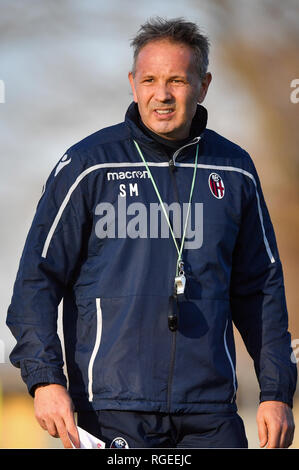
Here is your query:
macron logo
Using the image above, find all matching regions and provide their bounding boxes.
[106,169,149,181]
[55,154,72,177]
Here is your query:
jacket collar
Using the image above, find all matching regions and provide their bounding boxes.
[124,102,208,160]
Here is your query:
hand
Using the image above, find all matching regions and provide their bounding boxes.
[256,401,295,448]
[34,383,80,448]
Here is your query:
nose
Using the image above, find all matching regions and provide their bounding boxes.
[153,81,173,102]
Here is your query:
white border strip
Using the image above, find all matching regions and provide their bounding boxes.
[223,319,237,403]
[88,298,103,402]
[41,160,275,264]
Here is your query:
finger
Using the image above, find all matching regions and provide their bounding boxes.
[35,414,59,437]
[44,418,60,439]
[279,429,289,448]
[35,416,48,432]
[257,416,268,448]
[286,430,295,448]
[55,416,73,448]
[65,412,80,448]
[266,423,281,449]
[286,417,295,448]
[279,425,294,448]
[35,408,54,433]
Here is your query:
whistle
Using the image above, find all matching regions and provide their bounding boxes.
[174,274,186,295]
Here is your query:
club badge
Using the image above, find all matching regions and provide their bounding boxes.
[208,172,225,199]
[110,437,130,448]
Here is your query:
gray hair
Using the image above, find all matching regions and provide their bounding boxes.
[130,17,210,81]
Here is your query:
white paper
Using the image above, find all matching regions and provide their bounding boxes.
[69,426,106,449]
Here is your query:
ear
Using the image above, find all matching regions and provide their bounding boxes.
[128,72,138,103]
[197,72,212,104]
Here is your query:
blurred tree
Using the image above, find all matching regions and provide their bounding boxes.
[191,0,299,335]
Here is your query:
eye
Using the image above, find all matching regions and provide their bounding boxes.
[171,79,185,84]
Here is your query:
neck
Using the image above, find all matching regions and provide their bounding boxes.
[139,119,191,148]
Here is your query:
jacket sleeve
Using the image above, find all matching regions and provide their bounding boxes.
[230,154,297,408]
[6,148,92,396]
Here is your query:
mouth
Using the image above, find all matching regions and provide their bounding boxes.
[153,108,175,118]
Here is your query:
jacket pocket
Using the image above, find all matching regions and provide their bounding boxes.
[87,298,103,401]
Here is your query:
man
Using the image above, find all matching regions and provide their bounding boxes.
[7,17,297,449]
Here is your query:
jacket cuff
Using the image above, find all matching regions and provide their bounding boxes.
[259,390,293,409]
[22,367,68,397]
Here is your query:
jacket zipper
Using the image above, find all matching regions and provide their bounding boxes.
[166,140,200,411]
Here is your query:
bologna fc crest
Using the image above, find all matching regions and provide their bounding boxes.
[208,173,225,199]
[110,437,130,448]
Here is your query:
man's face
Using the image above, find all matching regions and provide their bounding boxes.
[128,39,211,140]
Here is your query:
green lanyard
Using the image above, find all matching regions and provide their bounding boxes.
[133,140,199,282]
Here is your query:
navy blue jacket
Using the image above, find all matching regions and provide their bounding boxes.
[7,103,297,412]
